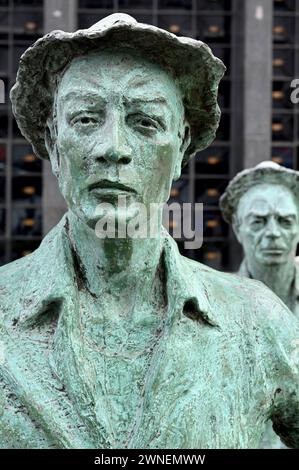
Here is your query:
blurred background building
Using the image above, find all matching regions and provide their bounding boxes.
[0,0,297,271]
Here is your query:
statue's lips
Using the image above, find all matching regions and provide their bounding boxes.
[261,249,285,255]
[89,180,136,194]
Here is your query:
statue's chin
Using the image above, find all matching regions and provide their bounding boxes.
[71,209,135,237]
[259,256,287,266]
[69,200,159,239]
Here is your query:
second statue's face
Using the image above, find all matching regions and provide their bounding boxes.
[234,183,299,266]
[50,50,188,230]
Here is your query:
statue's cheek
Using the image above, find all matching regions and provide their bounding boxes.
[156,140,179,173]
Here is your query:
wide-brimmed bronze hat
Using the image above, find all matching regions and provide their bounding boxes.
[220,161,299,224]
[10,13,225,166]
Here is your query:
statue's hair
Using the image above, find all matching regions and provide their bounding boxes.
[220,162,299,224]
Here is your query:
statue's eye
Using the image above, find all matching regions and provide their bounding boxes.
[71,114,98,126]
[279,217,293,228]
[80,117,96,124]
[139,118,156,128]
[77,116,97,125]
[251,217,266,228]
[136,116,158,130]
[128,113,164,133]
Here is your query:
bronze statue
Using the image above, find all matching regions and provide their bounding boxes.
[0,15,299,449]
[220,160,299,448]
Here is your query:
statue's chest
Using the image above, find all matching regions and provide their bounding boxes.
[54,300,169,447]
[88,352,151,435]
[53,303,271,449]
[58,338,163,447]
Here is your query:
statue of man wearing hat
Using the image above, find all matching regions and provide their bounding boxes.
[220,161,299,316]
[220,160,299,448]
[1,14,299,449]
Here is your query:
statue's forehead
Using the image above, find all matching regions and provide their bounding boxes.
[238,183,298,216]
[57,50,182,102]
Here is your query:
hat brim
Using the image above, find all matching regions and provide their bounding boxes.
[220,165,299,224]
[10,18,225,165]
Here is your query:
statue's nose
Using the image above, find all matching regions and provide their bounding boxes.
[103,146,132,164]
[265,218,281,238]
[101,119,132,165]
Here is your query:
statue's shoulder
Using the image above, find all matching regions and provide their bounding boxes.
[0,248,34,285]
[0,216,68,326]
[0,251,40,330]
[180,254,299,376]
[180,253,296,328]
[180,252,274,302]
[0,251,35,315]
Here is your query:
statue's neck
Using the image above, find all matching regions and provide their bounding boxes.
[245,258,296,309]
[66,210,164,305]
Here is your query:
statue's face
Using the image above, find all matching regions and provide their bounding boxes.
[51,50,188,230]
[234,183,299,266]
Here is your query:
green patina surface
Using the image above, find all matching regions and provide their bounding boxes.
[221,162,299,448]
[0,14,299,449]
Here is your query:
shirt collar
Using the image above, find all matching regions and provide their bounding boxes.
[18,213,219,328]
[239,258,299,302]
[162,229,219,327]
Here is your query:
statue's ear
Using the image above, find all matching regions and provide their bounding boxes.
[173,122,191,181]
[45,117,60,178]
